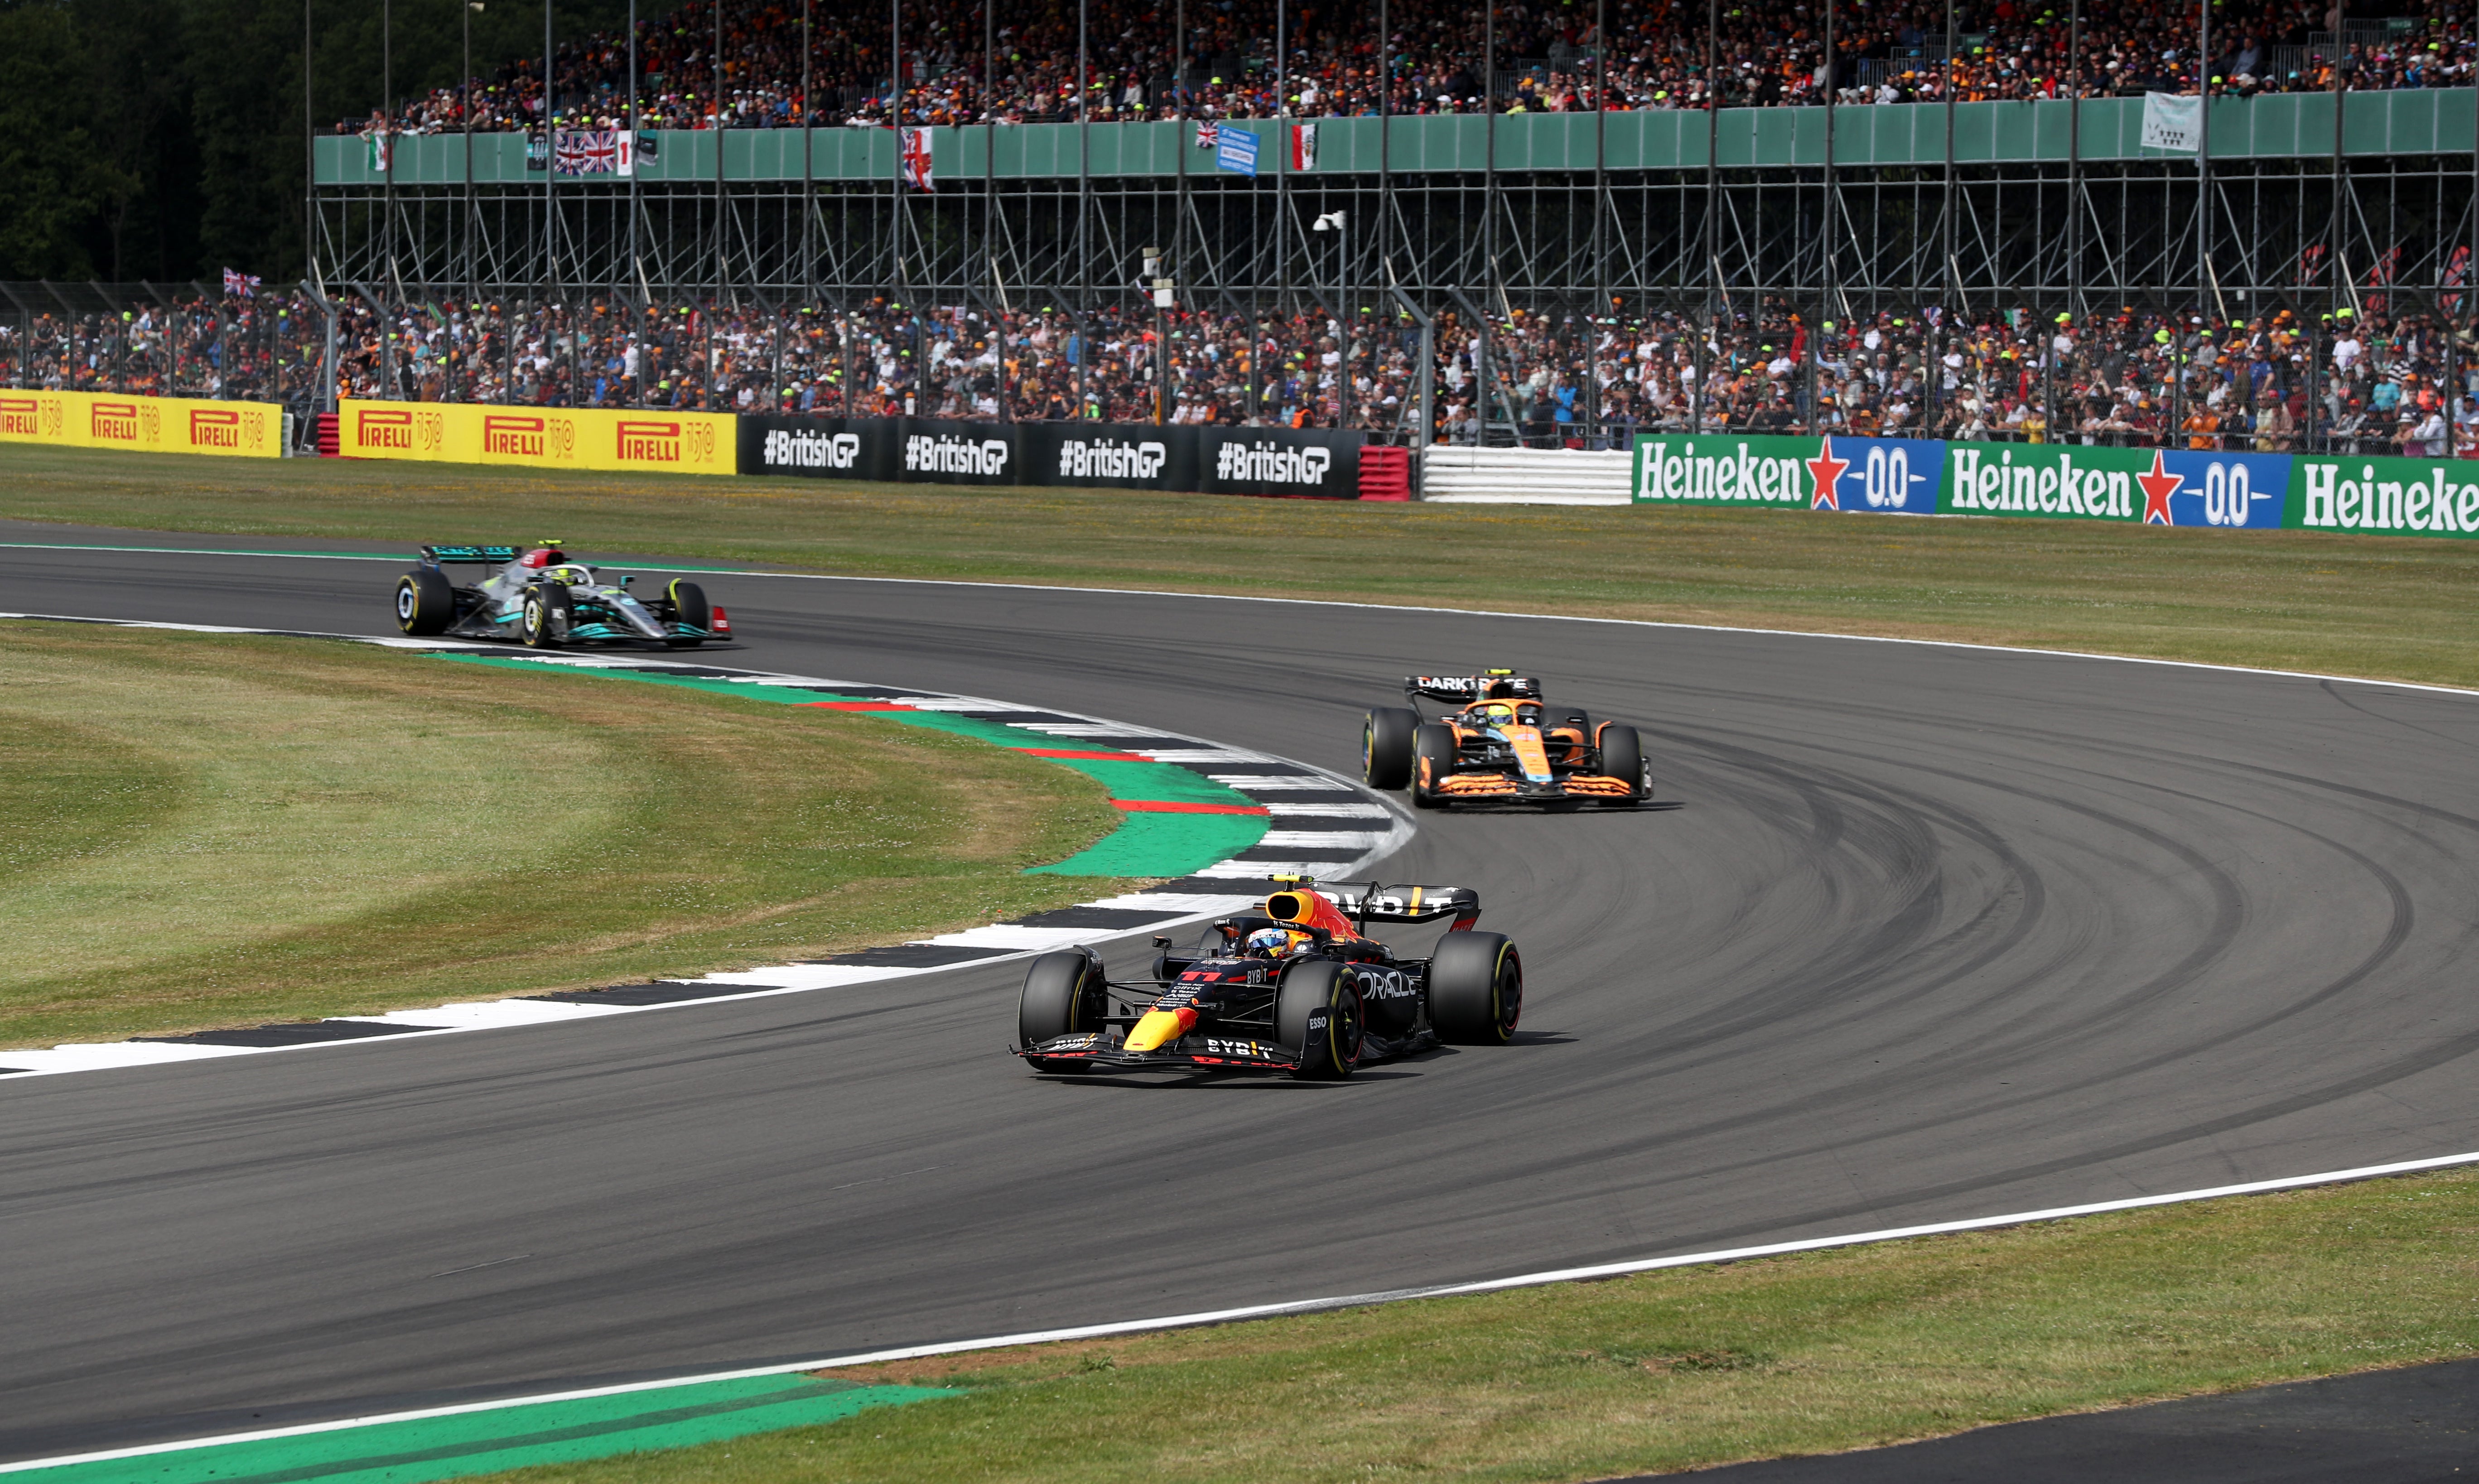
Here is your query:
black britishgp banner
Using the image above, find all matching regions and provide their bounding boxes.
[739,415,1363,497]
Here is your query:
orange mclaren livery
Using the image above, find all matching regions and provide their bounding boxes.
[1362,672,1653,809]
[1013,878,1522,1079]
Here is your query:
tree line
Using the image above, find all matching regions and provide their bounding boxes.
[0,0,626,285]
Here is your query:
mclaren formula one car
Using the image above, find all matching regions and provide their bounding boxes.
[391,543,730,649]
[1361,672,1651,809]
[1014,878,1522,1079]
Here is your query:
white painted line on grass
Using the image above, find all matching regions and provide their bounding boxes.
[14,537,2472,699]
[11,1145,2475,1475]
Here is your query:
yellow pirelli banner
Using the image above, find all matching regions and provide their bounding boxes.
[338,400,736,475]
[0,389,284,458]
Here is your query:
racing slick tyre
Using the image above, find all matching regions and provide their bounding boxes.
[394,569,456,636]
[521,587,571,648]
[1597,723,1653,806]
[1018,950,1105,1072]
[1363,707,1419,790]
[1277,959,1364,1080]
[1410,723,1458,810]
[1428,931,1522,1045]
[665,580,711,647]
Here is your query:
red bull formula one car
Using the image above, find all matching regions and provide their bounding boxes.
[1013,878,1522,1079]
[1361,672,1651,809]
[391,542,729,649]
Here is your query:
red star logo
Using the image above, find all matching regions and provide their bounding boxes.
[2137,450,2181,525]
[1807,437,1850,510]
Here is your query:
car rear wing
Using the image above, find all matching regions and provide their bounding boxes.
[1405,674,1543,704]
[1326,882,1482,930]
[420,544,519,564]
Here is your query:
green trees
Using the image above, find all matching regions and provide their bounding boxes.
[0,0,630,284]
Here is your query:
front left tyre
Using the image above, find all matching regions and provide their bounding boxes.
[1596,723,1652,805]
[666,579,711,647]
[395,569,455,636]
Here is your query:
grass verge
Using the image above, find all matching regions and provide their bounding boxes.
[461,1167,2479,1484]
[5,445,2479,689]
[0,621,1123,1049]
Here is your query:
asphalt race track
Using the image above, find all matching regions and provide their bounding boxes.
[5,523,2479,1460]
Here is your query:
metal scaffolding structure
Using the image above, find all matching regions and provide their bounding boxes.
[311,113,2479,323]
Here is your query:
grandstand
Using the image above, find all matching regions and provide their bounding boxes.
[2,0,2474,453]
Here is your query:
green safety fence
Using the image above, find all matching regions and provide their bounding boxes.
[315,87,2478,185]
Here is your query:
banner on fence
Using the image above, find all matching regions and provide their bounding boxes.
[1634,430,2479,538]
[1631,432,1943,512]
[0,389,283,458]
[2288,452,2479,537]
[338,400,736,475]
[740,416,1363,497]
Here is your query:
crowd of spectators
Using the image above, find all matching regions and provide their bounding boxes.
[357,0,2479,146]
[5,284,2472,458]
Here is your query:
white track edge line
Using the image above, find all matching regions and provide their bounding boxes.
[0,619,1410,1076]
[11,1145,2475,1473]
[4,543,2474,700]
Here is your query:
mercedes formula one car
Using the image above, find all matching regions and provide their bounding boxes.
[391,543,730,648]
[1361,672,1651,809]
[1014,878,1521,1079]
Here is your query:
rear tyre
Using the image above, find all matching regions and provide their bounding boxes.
[1411,722,1458,810]
[666,579,711,646]
[1018,950,1105,1072]
[520,587,571,648]
[1362,706,1419,790]
[395,569,455,636]
[1277,959,1363,1080]
[1428,931,1522,1045]
[1598,723,1651,805]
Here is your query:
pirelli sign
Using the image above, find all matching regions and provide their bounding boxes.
[338,401,733,474]
[0,390,280,458]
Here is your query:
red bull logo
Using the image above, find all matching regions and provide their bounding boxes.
[483,414,547,458]
[189,408,243,449]
[91,402,140,443]
[357,407,415,450]
[616,419,681,463]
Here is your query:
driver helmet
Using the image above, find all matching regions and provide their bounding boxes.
[1244,926,1307,959]
[1476,702,1517,725]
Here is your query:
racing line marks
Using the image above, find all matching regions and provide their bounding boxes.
[0,620,1413,1082]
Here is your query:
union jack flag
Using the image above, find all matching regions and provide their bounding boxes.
[555,130,621,175]
[221,268,261,298]
[899,126,934,192]
[1194,120,1219,149]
